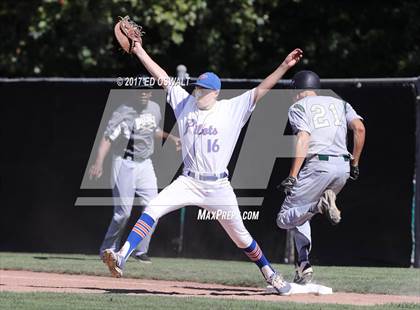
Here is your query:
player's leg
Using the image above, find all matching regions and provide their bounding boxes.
[99,157,135,257]
[292,222,313,284]
[120,176,201,259]
[277,159,347,284]
[329,160,350,194]
[132,159,159,261]
[103,176,203,277]
[277,162,334,229]
[315,159,351,224]
[204,182,291,295]
[290,160,349,284]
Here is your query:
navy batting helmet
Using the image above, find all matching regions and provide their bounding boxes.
[291,70,321,89]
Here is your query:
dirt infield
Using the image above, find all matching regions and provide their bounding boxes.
[1,270,419,306]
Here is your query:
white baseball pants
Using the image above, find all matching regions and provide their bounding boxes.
[144,175,253,249]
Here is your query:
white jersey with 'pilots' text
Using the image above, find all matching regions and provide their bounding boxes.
[167,85,255,175]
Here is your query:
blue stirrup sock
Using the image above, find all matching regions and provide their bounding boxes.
[119,213,155,260]
[243,239,275,280]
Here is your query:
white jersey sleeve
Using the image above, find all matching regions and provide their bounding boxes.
[344,102,363,125]
[166,85,191,110]
[288,102,311,134]
[225,89,256,127]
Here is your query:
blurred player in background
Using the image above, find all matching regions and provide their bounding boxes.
[277,70,366,284]
[89,77,181,263]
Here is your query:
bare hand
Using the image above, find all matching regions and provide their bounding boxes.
[132,41,144,55]
[282,48,303,68]
[89,163,103,180]
[172,137,182,151]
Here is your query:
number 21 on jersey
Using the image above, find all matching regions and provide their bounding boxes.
[311,104,342,129]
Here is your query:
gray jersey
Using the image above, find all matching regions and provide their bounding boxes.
[288,96,362,156]
[104,101,162,159]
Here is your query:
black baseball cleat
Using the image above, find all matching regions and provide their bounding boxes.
[293,261,313,285]
[134,253,152,264]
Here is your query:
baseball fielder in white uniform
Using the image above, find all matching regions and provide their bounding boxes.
[103,40,303,295]
[277,71,366,284]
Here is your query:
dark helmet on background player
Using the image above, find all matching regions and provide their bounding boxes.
[291,70,321,89]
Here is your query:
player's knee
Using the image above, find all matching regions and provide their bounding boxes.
[143,205,160,222]
[276,212,293,229]
[113,212,130,224]
[142,189,158,205]
[232,233,253,249]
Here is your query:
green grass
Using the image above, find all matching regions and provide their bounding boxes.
[1,252,420,296]
[0,292,419,310]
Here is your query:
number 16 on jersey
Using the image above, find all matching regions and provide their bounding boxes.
[207,139,220,153]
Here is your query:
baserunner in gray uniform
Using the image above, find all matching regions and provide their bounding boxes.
[277,71,366,284]
[89,79,180,263]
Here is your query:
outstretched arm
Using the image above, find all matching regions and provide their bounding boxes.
[132,43,171,90]
[254,48,303,104]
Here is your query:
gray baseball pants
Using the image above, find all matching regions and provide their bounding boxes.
[277,156,350,263]
[100,156,158,257]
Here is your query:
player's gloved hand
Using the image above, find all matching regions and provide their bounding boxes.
[279,176,297,195]
[350,165,359,180]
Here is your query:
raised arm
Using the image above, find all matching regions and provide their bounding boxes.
[254,48,303,104]
[132,43,171,90]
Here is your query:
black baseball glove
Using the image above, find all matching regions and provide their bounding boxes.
[350,165,359,180]
[278,176,297,195]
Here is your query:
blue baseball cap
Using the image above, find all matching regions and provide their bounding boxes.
[193,72,221,90]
